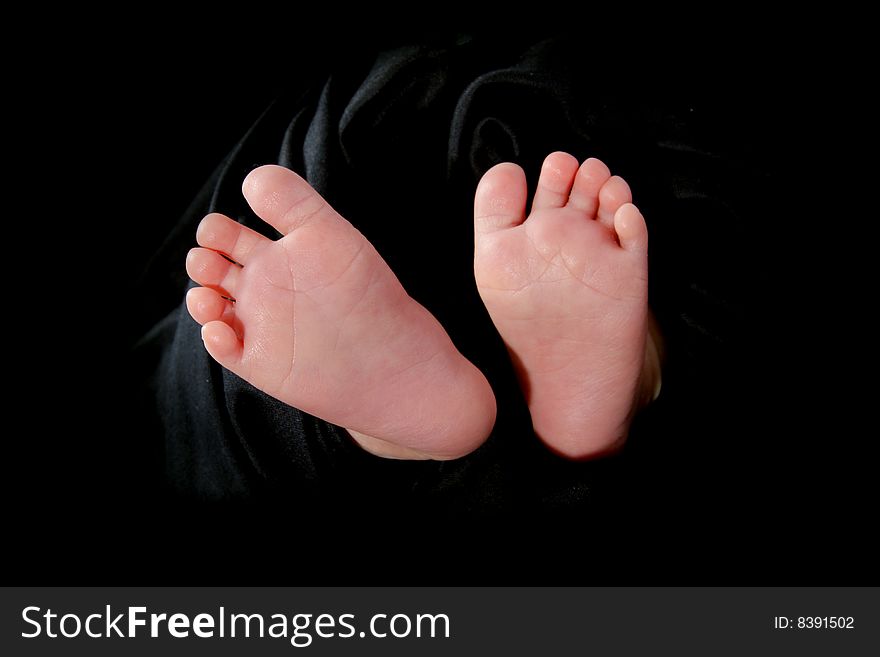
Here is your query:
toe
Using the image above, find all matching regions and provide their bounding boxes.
[568,157,612,217]
[242,165,339,236]
[201,320,243,368]
[531,151,580,211]
[196,212,270,265]
[597,175,632,229]
[186,248,241,296]
[474,162,528,235]
[614,203,649,254]
[186,287,230,326]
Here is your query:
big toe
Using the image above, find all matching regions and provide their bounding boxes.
[474,162,528,235]
[242,164,337,237]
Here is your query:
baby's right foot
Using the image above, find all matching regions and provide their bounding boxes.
[185,165,495,460]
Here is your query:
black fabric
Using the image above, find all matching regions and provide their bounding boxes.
[121,35,783,578]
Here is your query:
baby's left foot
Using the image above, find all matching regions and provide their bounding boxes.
[474,153,661,459]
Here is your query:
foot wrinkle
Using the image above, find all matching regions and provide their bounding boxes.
[565,273,625,303]
[283,236,367,294]
[475,211,519,223]
[389,346,445,384]
[280,194,330,233]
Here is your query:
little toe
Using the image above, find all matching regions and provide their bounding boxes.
[474,162,528,234]
[531,151,580,211]
[201,320,243,370]
[597,175,633,230]
[568,157,612,217]
[613,203,649,254]
[196,212,269,265]
[186,247,241,296]
[186,286,231,326]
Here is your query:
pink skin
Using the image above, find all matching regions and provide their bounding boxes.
[185,165,496,460]
[474,153,660,459]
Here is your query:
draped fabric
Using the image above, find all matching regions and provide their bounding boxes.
[132,36,769,569]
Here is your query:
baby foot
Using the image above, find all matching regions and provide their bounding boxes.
[474,152,661,459]
[186,165,495,460]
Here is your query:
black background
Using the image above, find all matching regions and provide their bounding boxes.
[10,25,874,584]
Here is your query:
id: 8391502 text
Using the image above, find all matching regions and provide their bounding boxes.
[773,616,854,629]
